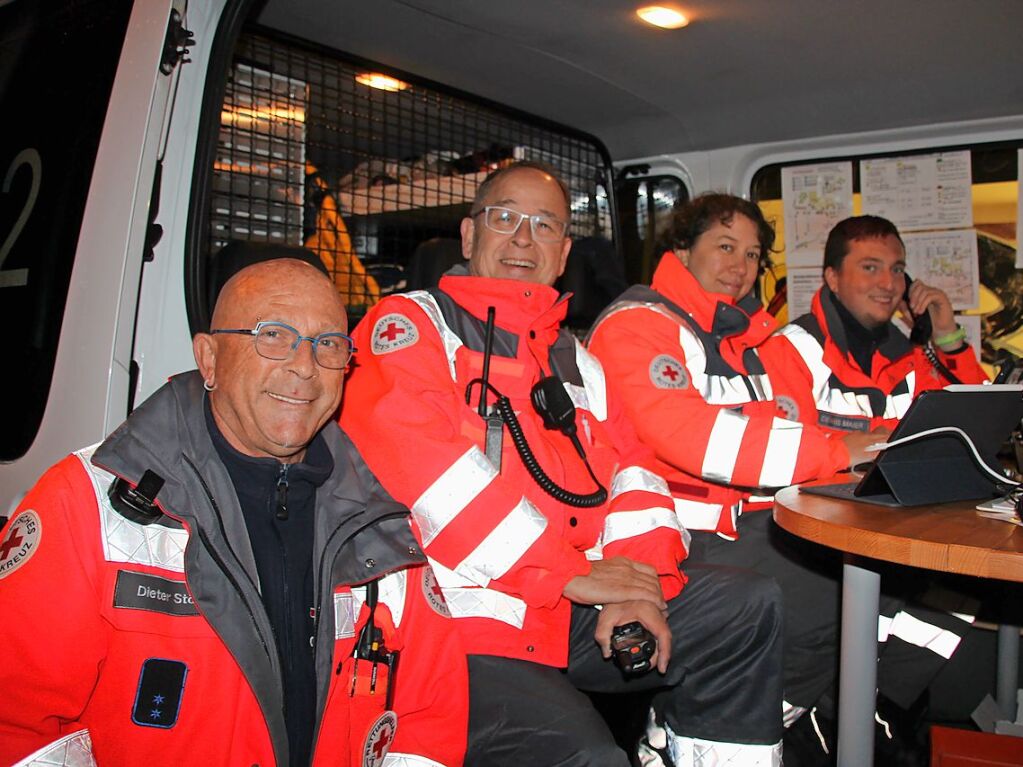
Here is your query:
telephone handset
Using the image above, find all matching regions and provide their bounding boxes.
[903,273,963,385]
[902,273,932,346]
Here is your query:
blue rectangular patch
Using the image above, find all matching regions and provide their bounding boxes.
[132,658,187,728]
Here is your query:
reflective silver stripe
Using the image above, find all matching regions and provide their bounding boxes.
[883,371,916,419]
[665,721,783,766]
[334,592,356,639]
[412,447,497,546]
[672,497,726,532]
[702,410,748,483]
[591,300,677,331]
[603,508,682,546]
[455,497,547,584]
[573,340,608,421]
[76,446,188,572]
[440,585,527,628]
[877,613,894,642]
[778,326,873,417]
[678,324,773,406]
[428,558,475,588]
[758,417,804,487]
[882,611,962,659]
[431,556,528,624]
[383,754,449,767]
[778,325,831,395]
[596,301,771,407]
[404,291,464,380]
[13,729,96,767]
[782,702,808,728]
[780,324,917,422]
[611,465,670,500]
[352,569,409,628]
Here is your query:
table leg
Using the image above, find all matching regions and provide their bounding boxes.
[997,623,1020,721]
[837,555,880,767]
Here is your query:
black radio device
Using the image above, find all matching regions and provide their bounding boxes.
[611,621,656,676]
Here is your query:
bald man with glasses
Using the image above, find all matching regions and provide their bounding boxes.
[0,258,467,767]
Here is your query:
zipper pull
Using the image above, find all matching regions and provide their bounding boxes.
[275,464,289,521]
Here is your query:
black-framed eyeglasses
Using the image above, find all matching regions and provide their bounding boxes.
[211,321,356,369]
[472,205,568,242]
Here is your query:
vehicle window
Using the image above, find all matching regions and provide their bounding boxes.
[192,28,616,331]
[0,0,134,461]
[616,174,689,285]
[751,143,1022,368]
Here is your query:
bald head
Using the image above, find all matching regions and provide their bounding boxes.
[211,258,346,330]
[195,257,350,463]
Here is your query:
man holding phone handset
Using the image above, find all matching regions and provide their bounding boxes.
[771,215,988,758]
[774,215,987,434]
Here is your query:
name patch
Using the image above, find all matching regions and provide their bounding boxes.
[114,570,198,616]
[819,412,870,432]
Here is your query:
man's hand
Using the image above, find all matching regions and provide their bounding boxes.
[563,556,666,609]
[842,427,891,469]
[904,278,957,339]
[596,600,672,674]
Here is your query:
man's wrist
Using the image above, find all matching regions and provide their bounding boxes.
[933,324,967,351]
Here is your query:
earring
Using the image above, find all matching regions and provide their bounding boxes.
[203,379,216,392]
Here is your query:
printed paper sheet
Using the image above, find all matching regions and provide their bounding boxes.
[781,163,854,268]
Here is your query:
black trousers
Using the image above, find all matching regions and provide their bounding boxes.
[688,510,973,713]
[465,564,784,767]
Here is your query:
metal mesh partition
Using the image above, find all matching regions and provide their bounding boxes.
[207,30,615,326]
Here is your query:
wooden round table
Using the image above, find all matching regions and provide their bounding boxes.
[774,482,1023,765]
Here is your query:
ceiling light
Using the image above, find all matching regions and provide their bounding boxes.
[636,6,689,29]
[355,73,409,92]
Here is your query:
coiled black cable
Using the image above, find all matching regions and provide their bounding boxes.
[923,343,963,386]
[493,393,608,508]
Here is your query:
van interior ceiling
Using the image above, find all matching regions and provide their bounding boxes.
[256,0,1023,159]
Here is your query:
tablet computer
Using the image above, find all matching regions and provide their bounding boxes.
[801,384,1023,507]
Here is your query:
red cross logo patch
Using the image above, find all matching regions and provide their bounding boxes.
[0,510,42,580]
[421,567,451,617]
[371,313,418,355]
[362,711,398,767]
[775,395,800,422]
[649,354,689,390]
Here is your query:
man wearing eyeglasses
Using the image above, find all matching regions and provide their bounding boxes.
[341,162,784,765]
[0,257,467,767]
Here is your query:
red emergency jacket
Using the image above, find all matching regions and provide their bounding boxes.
[340,273,687,667]
[0,373,466,767]
[773,286,989,433]
[587,254,849,538]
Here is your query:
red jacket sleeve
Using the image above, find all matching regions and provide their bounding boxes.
[386,565,468,766]
[341,297,590,611]
[0,457,109,764]
[596,377,688,599]
[915,344,989,392]
[588,307,849,490]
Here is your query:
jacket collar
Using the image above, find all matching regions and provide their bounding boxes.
[650,251,776,349]
[92,371,417,579]
[438,270,569,371]
[812,285,912,370]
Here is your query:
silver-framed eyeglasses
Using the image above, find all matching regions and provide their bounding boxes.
[473,205,568,242]
[211,321,357,369]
